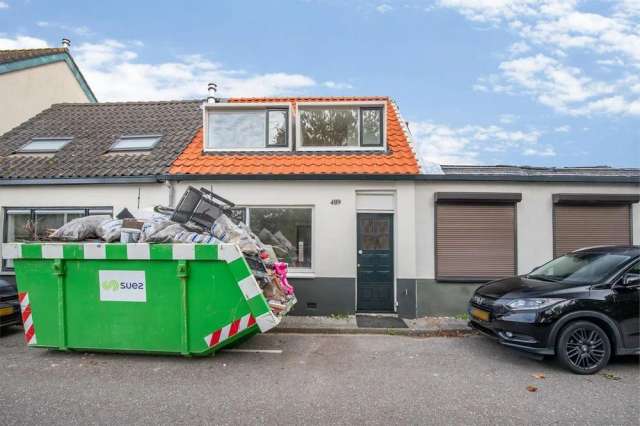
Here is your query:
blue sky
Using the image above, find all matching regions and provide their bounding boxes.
[1,0,639,167]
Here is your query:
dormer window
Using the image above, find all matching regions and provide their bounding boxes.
[18,137,71,153]
[204,103,291,151]
[297,103,385,150]
[110,135,161,152]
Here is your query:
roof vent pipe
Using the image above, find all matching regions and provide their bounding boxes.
[61,38,71,49]
[207,82,218,103]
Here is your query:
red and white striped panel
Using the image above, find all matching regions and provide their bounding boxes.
[18,292,37,345]
[204,313,256,348]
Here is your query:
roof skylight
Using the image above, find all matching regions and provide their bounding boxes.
[18,137,72,153]
[110,135,161,151]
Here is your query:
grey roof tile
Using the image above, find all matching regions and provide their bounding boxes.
[0,48,68,65]
[0,100,203,179]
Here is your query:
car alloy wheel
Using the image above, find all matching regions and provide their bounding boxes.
[557,321,611,374]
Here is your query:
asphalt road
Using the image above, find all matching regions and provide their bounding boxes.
[0,327,638,425]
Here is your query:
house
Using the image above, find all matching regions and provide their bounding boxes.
[0,95,638,318]
[0,39,96,135]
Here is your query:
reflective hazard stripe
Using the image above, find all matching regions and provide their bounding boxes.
[18,292,37,345]
[204,313,256,348]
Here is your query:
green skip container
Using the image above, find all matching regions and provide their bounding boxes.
[0,242,281,356]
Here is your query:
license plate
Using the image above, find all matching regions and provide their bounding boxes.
[0,306,14,316]
[470,307,490,321]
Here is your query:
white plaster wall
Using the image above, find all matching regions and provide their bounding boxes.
[0,61,90,135]
[415,181,640,279]
[1,179,637,282]
[172,180,416,278]
[0,183,168,274]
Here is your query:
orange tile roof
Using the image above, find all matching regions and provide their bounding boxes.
[170,97,420,176]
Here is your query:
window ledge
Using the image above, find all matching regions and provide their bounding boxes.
[287,271,316,279]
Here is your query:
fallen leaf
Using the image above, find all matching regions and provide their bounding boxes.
[532,373,545,379]
[526,385,538,392]
[600,373,621,381]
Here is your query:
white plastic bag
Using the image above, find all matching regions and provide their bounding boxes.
[172,231,221,244]
[50,215,110,241]
[139,220,173,243]
[144,223,186,243]
[97,219,123,242]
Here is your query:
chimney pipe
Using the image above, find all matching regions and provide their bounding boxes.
[207,82,218,103]
[61,38,71,49]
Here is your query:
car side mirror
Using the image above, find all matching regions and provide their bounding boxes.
[621,273,640,289]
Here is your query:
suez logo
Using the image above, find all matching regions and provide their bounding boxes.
[98,270,146,302]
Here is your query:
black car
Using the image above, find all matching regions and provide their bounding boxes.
[468,245,640,374]
[0,278,21,332]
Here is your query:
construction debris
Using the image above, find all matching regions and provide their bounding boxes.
[48,186,296,317]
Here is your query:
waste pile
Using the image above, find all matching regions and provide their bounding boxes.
[48,186,296,317]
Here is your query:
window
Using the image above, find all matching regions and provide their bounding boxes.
[2,207,112,270]
[110,135,161,151]
[235,207,312,269]
[206,108,289,150]
[529,252,637,284]
[298,105,384,149]
[18,137,71,153]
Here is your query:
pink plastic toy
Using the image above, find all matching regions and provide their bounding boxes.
[274,261,294,296]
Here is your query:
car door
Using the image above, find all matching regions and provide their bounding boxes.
[611,261,640,349]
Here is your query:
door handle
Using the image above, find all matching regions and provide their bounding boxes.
[358,250,363,255]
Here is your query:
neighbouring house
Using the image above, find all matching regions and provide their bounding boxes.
[0,95,638,318]
[0,39,97,135]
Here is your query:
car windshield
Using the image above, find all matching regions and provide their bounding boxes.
[528,252,634,284]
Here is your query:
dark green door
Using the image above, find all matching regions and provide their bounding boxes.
[357,213,394,312]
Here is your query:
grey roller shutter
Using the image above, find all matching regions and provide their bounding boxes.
[436,203,516,281]
[554,205,631,257]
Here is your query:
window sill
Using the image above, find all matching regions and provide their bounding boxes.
[287,271,316,279]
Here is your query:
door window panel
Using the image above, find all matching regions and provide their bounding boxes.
[360,217,390,250]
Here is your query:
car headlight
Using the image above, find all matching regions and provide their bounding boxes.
[506,298,564,311]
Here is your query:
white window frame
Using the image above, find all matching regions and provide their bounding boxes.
[203,102,293,152]
[296,101,387,152]
[109,135,162,152]
[17,137,72,154]
[234,205,315,275]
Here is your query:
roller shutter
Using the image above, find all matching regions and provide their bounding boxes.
[436,203,517,281]
[554,205,632,257]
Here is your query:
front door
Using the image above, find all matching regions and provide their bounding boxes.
[357,213,394,312]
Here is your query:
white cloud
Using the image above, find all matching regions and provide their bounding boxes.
[0,1,8,9]
[498,113,518,124]
[410,120,543,165]
[523,146,556,156]
[323,81,354,90]
[74,41,318,100]
[554,125,570,132]
[0,35,328,100]
[376,4,393,14]
[508,41,530,55]
[440,1,640,117]
[0,36,48,49]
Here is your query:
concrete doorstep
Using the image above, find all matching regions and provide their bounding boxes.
[271,315,474,337]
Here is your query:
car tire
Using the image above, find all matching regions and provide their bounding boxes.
[557,320,611,375]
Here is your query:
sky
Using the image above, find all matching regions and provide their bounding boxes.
[0,0,639,168]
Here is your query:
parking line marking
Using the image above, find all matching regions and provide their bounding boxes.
[220,349,283,354]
